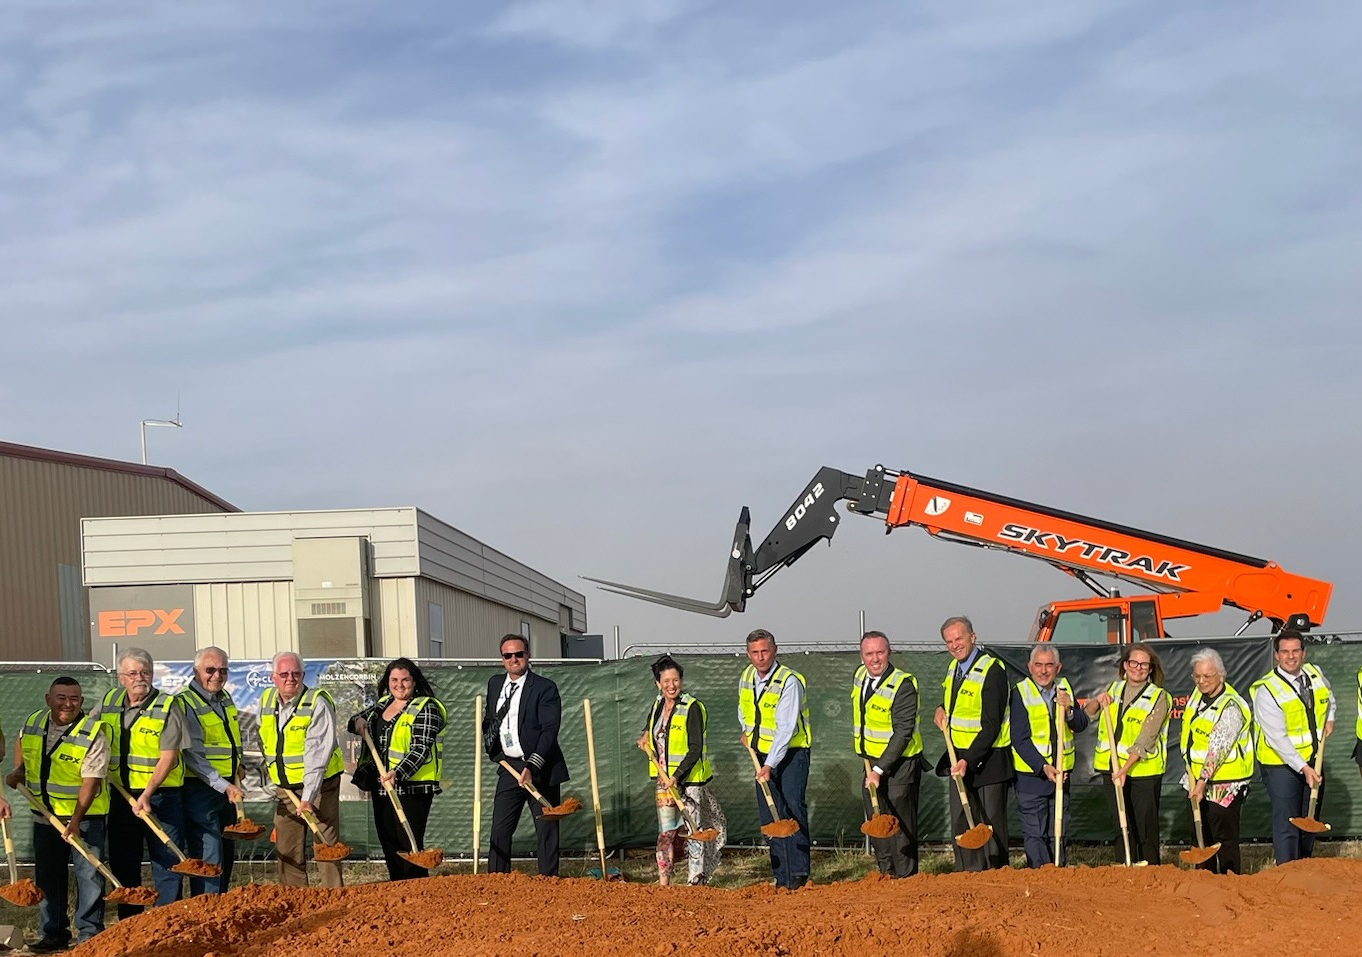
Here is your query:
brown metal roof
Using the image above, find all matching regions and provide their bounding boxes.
[0,439,238,512]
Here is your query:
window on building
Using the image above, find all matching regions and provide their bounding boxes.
[520,620,531,641]
[428,602,445,658]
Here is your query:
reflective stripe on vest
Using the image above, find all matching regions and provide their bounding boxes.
[20,710,110,817]
[1251,664,1330,765]
[178,685,241,780]
[943,653,1010,751]
[386,696,447,783]
[645,694,713,784]
[99,688,183,790]
[738,664,811,754]
[258,687,345,787]
[1092,680,1170,777]
[1012,677,1076,773]
[1179,684,1254,783]
[851,665,921,760]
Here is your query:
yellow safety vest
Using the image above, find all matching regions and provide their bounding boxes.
[178,684,241,781]
[1092,679,1170,777]
[1250,664,1330,766]
[852,665,921,761]
[645,694,713,784]
[385,696,447,783]
[1355,666,1361,742]
[1180,684,1254,783]
[738,663,811,754]
[100,688,183,790]
[258,686,345,787]
[1012,677,1076,773]
[943,653,1010,751]
[20,710,110,817]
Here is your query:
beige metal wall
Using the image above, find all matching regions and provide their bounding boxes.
[191,581,297,660]
[0,453,228,661]
[412,576,562,660]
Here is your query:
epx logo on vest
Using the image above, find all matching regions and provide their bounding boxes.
[96,608,186,637]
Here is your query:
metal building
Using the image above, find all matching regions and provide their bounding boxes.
[0,440,235,661]
[81,507,587,665]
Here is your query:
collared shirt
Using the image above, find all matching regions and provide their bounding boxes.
[274,689,337,804]
[41,715,111,781]
[92,690,189,756]
[497,674,527,759]
[747,660,805,770]
[181,678,235,793]
[1251,667,1336,773]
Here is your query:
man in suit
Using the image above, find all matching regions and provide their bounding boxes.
[483,634,570,876]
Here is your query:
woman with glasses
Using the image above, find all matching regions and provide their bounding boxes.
[636,654,726,886]
[1084,642,1171,865]
[1179,648,1253,873]
[347,658,446,880]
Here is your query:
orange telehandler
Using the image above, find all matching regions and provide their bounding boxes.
[587,464,1332,643]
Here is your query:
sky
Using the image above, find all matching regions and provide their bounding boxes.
[2,1,1359,656]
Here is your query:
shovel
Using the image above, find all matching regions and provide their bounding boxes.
[638,735,717,843]
[14,783,156,906]
[1289,734,1331,834]
[222,779,267,840]
[1102,708,1146,867]
[1052,704,1065,866]
[860,758,899,839]
[497,760,581,820]
[942,729,992,850]
[582,698,622,880]
[111,779,221,878]
[744,744,800,839]
[472,694,483,875]
[0,816,43,907]
[1178,793,1222,867]
[359,724,444,870]
[277,786,351,861]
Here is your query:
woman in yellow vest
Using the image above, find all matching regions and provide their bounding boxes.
[1083,642,1171,865]
[636,654,725,886]
[1180,648,1254,873]
[348,658,446,880]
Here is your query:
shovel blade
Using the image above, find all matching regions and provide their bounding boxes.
[313,841,352,862]
[400,848,444,869]
[860,815,900,839]
[1178,843,1222,866]
[685,828,719,843]
[954,823,993,850]
[1288,816,1331,834]
[760,818,800,839]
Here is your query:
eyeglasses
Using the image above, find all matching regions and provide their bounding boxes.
[501,651,526,660]
[1125,660,1152,670]
[274,671,303,679]
[120,670,152,679]
[202,667,229,676]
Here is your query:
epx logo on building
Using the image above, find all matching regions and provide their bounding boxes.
[96,608,186,637]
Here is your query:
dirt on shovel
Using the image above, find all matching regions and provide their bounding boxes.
[107,886,159,906]
[1178,844,1222,866]
[0,878,44,907]
[686,828,719,842]
[223,819,268,840]
[954,823,992,850]
[313,841,352,862]
[400,848,444,869]
[860,815,900,840]
[760,819,800,839]
[171,859,223,878]
[539,796,583,821]
[1289,815,1330,834]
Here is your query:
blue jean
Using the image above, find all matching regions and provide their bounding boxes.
[108,786,185,916]
[1015,780,1070,868]
[182,778,235,894]
[754,747,810,889]
[1261,764,1324,864]
[33,813,106,944]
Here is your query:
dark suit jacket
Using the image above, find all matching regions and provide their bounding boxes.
[483,670,570,786]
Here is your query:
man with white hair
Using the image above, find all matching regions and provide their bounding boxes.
[1010,643,1088,867]
[179,646,243,895]
[1181,647,1254,873]
[258,651,345,887]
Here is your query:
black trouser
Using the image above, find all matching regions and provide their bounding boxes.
[1104,774,1162,865]
[948,779,1010,871]
[1194,791,1244,875]
[373,790,435,881]
[861,756,920,877]
[488,761,560,876]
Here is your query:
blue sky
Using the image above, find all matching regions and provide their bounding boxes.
[3,1,1359,652]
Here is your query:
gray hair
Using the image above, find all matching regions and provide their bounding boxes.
[1029,644,1061,666]
[194,646,229,668]
[940,616,975,638]
[117,647,153,672]
[272,650,304,672]
[1190,648,1226,677]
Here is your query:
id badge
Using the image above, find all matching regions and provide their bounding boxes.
[501,725,515,750]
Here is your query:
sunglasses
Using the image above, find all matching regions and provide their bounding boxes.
[501,651,526,660]
[202,667,229,676]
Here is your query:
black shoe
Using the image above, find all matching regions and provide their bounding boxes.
[29,939,71,954]
[686,874,708,886]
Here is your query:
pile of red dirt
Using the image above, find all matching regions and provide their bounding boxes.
[71,858,1361,957]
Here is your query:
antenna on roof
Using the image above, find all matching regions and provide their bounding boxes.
[140,395,184,465]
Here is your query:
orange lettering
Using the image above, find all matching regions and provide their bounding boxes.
[124,609,156,635]
[154,608,185,635]
[97,611,126,637]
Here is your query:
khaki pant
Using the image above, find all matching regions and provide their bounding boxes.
[273,775,344,888]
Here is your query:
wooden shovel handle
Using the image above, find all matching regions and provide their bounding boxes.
[1053,703,1066,864]
[744,744,782,819]
[13,783,125,888]
[472,695,483,875]
[277,785,327,839]
[863,758,884,817]
[358,724,420,853]
[498,760,552,808]
[110,779,189,862]
[582,698,609,877]
[1,816,18,885]
[642,733,703,833]
[1102,707,1135,865]
[941,728,977,829]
